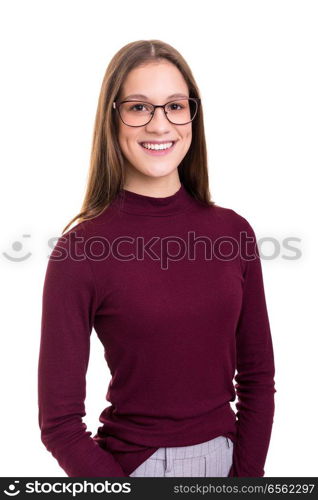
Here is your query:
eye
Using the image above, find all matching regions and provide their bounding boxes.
[128,102,152,112]
[166,102,185,111]
[130,104,144,112]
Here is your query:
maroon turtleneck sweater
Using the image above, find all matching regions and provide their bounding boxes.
[38,183,276,477]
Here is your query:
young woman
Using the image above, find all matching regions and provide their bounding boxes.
[38,39,276,478]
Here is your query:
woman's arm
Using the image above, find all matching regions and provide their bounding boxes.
[228,218,277,477]
[38,227,127,477]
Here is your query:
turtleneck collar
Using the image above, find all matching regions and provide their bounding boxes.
[112,182,197,217]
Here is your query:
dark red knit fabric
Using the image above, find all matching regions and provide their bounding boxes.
[38,183,276,477]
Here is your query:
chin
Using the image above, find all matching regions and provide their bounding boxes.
[139,163,178,177]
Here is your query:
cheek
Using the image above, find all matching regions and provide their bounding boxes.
[118,127,138,153]
[181,127,192,150]
[117,125,125,151]
[182,125,192,141]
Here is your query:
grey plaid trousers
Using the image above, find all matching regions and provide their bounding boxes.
[128,435,234,477]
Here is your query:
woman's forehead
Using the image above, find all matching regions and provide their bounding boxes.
[120,63,188,100]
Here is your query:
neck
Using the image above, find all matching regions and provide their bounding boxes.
[113,182,197,217]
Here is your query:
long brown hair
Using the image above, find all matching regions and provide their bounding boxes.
[62,39,216,235]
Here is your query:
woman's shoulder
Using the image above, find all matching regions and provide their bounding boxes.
[209,203,253,232]
[60,206,116,240]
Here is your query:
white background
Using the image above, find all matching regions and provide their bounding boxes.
[1,0,317,477]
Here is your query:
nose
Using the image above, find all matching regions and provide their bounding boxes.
[145,106,171,131]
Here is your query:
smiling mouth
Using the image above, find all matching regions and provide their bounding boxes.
[139,141,176,150]
[138,140,177,155]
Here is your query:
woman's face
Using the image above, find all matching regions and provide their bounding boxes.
[117,61,193,181]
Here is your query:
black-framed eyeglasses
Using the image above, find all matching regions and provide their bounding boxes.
[112,97,201,127]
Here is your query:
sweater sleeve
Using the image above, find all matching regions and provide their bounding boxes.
[37,226,127,477]
[228,217,276,477]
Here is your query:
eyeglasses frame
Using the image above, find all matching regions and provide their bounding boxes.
[112,97,201,127]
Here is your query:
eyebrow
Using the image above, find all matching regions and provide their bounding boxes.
[122,93,189,101]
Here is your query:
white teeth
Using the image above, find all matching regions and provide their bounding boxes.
[141,142,174,150]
